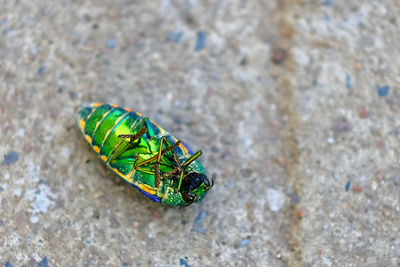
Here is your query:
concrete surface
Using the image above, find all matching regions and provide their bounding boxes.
[0,0,399,266]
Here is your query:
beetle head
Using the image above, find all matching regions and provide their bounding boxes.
[180,172,214,205]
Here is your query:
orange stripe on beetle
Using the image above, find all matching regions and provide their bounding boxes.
[80,119,86,132]
[179,143,189,154]
[85,135,92,143]
[151,120,162,129]
[91,103,103,107]
[138,184,156,195]
[112,168,133,183]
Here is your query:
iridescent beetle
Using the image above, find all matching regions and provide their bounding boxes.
[76,103,213,206]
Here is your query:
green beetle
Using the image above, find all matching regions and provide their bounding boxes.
[76,103,213,206]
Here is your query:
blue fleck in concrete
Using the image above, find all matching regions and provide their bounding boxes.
[345,180,351,192]
[2,151,19,165]
[106,39,116,48]
[239,239,250,247]
[37,257,49,267]
[37,66,45,75]
[194,31,206,51]
[167,31,184,43]
[2,28,10,35]
[192,210,206,233]
[377,85,390,97]
[346,73,351,89]
[180,258,189,267]
[5,262,14,267]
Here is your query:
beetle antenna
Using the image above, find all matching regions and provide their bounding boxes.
[211,174,215,188]
[205,174,215,190]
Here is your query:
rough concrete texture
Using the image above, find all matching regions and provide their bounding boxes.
[0,0,399,266]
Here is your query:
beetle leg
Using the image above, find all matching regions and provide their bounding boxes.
[134,139,181,169]
[134,138,181,188]
[153,136,166,188]
[174,151,203,192]
[164,154,182,179]
[110,118,149,162]
[175,171,184,192]
[118,126,147,145]
[117,117,151,144]
[182,150,202,167]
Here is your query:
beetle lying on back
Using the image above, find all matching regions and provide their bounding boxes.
[76,103,213,206]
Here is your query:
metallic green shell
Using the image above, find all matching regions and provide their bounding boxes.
[76,103,210,206]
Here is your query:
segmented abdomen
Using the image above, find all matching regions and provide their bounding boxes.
[78,103,138,160]
[76,103,189,163]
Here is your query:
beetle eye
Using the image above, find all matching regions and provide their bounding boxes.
[203,178,210,187]
[182,192,195,203]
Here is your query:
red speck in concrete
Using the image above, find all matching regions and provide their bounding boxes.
[358,107,368,118]
[271,49,287,65]
[377,139,385,148]
[352,186,363,193]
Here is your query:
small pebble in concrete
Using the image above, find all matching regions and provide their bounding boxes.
[239,57,247,66]
[180,258,189,267]
[345,73,351,89]
[37,66,45,75]
[345,180,351,192]
[377,85,390,97]
[27,258,36,266]
[5,262,14,267]
[295,208,303,219]
[110,217,121,228]
[38,257,49,267]
[267,188,285,212]
[377,139,385,148]
[271,49,286,65]
[239,239,250,247]
[194,31,206,51]
[332,118,350,133]
[106,38,116,49]
[167,31,184,43]
[192,210,206,233]
[358,107,368,118]
[2,151,19,165]
[352,186,362,193]
[122,262,128,267]
[68,90,77,100]
[327,137,335,144]
[2,28,10,35]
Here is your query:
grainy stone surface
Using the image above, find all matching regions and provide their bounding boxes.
[0,0,399,266]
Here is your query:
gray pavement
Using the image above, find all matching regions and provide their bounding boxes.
[0,1,399,266]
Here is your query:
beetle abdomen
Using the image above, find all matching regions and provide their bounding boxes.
[77,103,190,161]
[77,103,141,161]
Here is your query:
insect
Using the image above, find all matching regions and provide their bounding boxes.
[76,103,213,206]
